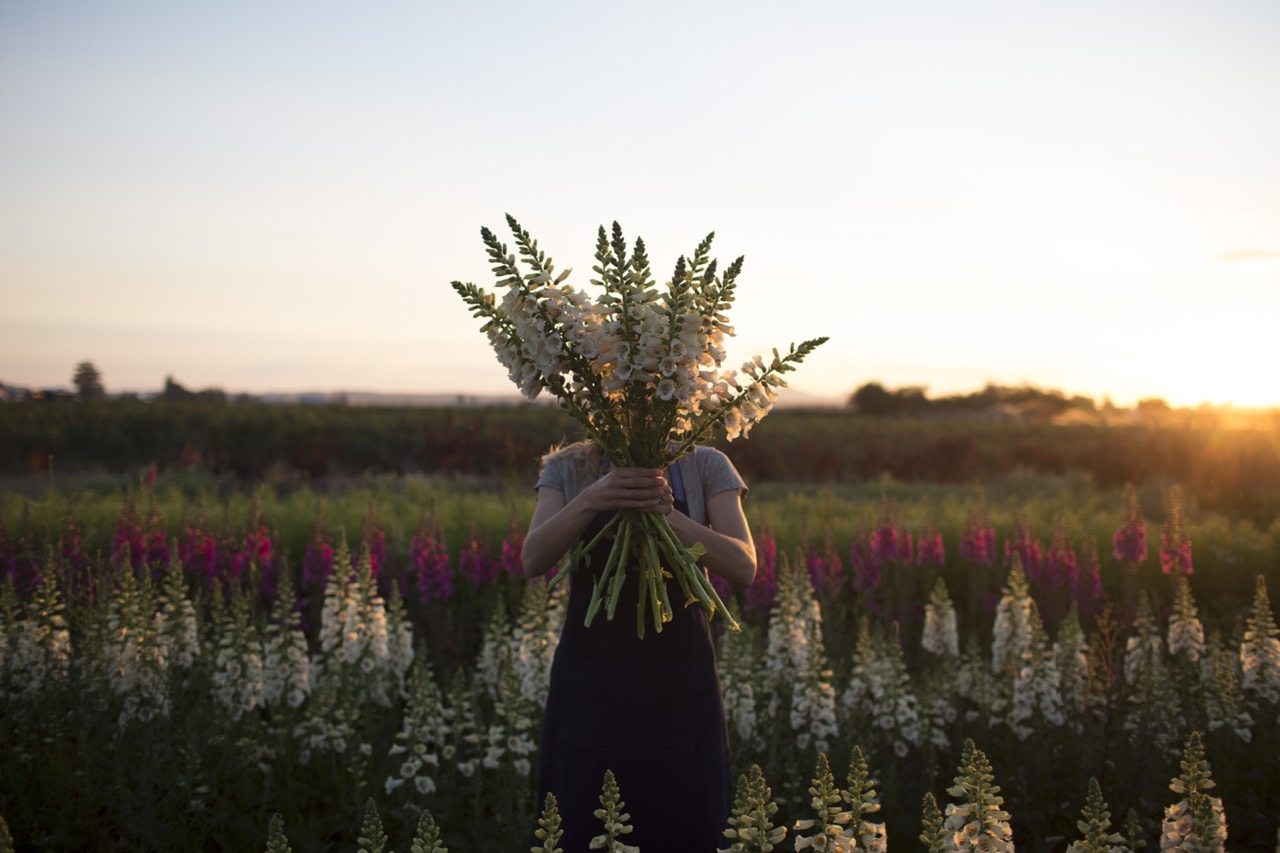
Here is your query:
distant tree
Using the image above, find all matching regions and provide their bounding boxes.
[849,382,930,416]
[159,375,194,401]
[72,360,105,401]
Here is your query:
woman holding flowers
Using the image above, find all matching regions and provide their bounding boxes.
[523,439,754,852]
[451,215,824,849]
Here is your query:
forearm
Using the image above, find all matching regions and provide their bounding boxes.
[666,510,756,587]
[522,493,600,578]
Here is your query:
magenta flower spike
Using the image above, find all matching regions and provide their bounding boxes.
[869,523,899,568]
[301,532,336,594]
[500,525,525,577]
[1159,485,1193,575]
[916,530,945,567]
[745,529,778,614]
[1076,540,1103,615]
[411,519,455,603]
[1113,483,1148,564]
[459,526,498,586]
[850,533,881,591]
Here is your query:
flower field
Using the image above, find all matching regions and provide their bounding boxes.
[2,472,1278,850]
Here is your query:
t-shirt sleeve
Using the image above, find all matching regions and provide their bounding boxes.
[534,455,568,494]
[697,447,749,502]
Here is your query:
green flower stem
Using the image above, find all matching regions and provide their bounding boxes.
[636,558,649,638]
[605,517,633,622]
[643,535,665,634]
[585,528,626,628]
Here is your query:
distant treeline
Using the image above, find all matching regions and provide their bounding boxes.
[2,398,1278,520]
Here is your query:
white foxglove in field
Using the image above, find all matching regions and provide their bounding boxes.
[1065,777,1126,852]
[922,577,960,657]
[154,552,198,671]
[318,538,395,705]
[842,620,928,756]
[209,586,265,722]
[992,557,1035,675]
[1240,574,1280,704]
[717,599,759,744]
[1160,731,1227,851]
[262,568,311,710]
[4,557,71,704]
[479,655,538,776]
[1054,604,1092,729]
[443,669,483,779]
[292,677,358,766]
[955,636,998,725]
[1200,630,1253,742]
[592,769,640,853]
[475,596,512,702]
[792,752,853,851]
[1124,594,1180,757]
[1124,591,1163,686]
[721,763,789,853]
[385,650,448,798]
[765,553,837,753]
[509,577,560,707]
[841,745,887,851]
[1167,575,1205,664]
[941,739,1015,852]
[1005,599,1064,741]
[384,583,414,698]
[101,563,172,728]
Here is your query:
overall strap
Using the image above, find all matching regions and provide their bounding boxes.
[667,459,687,506]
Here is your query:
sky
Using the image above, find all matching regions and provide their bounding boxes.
[2,0,1278,407]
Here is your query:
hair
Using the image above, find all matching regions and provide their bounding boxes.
[539,439,604,483]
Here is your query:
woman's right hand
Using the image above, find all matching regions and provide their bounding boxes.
[583,467,672,514]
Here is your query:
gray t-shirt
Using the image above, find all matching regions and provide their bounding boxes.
[534,445,748,526]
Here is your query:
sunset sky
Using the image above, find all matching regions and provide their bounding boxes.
[2,1,1278,407]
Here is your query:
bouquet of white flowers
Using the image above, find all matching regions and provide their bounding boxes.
[453,215,826,638]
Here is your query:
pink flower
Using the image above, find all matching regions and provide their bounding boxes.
[459,527,498,586]
[869,523,899,567]
[301,534,335,593]
[1043,526,1077,591]
[1159,532,1193,575]
[803,535,843,595]
[1075,541,1103,615]
[411,520,454,602]
[1004,524,1042,582]
[500,527,525,577]
[915,530,945,567]
[1159,485,1192,575]
[960,525,996,565]
[1113,484,1147,564]
[744,529,777,614]
[896,527,914,564]
[849,535,880,591]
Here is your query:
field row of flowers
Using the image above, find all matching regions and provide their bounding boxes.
[2,476,1278,848]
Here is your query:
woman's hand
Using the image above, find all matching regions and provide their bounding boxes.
[582,467,674,515]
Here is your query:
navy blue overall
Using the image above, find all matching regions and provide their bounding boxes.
[531,462,733,851]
